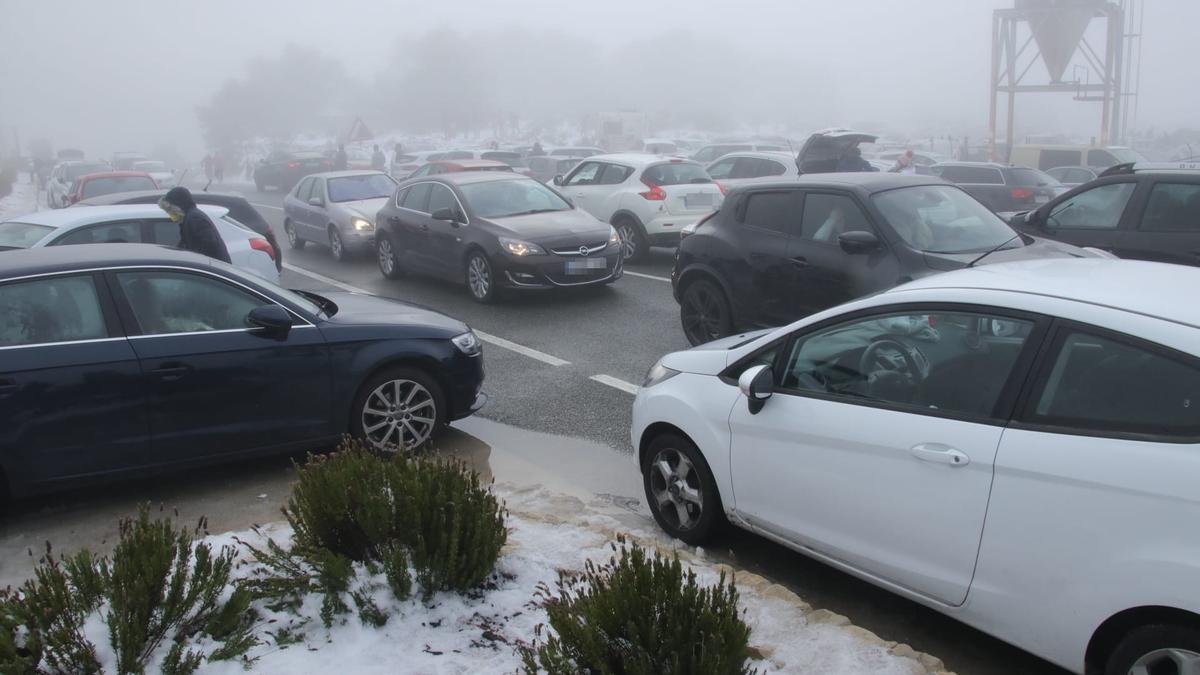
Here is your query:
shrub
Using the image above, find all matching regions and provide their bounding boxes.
[521,537,754,675]
[0,506,257,675]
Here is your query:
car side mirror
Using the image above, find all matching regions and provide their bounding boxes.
[738,364,774,414]
[552,175,564,186]
[308,197,323,207]
[246,305,293,339]
[837,230,881,255]
[431,207,457,222]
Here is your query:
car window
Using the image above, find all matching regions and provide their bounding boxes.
[1046,168,1070,182]
[1087,149,1120,167]
[0,275,108,347]
[873,185,1018,253]
[1032,330,1199,438]
[117,271,269,336]
[295,178,313,202]
[731,158,762,179]
[780,310,1034,419]
[427,184,459,216]
[401,183,432,213]
[599,164,633,185]
[758,159,788,177]
[801,193,872,243]
[1048,182,1135,230]
[741,190,798,235]
[53,220,145,246]
[309,179,325,203]
[410,165,432,178]
[642,162,711,186]
[1008,168,1061,187]
[1040,149,1083,170]
[565,162,603,186]
[935,166,1004,184]
[706,158,737,180]
[0,221,54,249]
[1139,183,1200,232]
[150,219,181,246]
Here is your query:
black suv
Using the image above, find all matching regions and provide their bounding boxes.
[672,174,1088,345]
[930,162,1064,215]
[1011,165,1200,267]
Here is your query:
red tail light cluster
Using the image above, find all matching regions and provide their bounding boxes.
[250,238,276,261]
[715,181,728,195]
[287,162,300,169]
[639,177,666,201]
[1010,188,1034,200]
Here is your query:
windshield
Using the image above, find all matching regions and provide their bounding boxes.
[65,163,108,181]
[132,161,168,172]
[1109,147,1147,163]
[81,176,158,198]
[0,221,54,249]
[327,174,397,202]
[459,179,571,219]
[1009,168,1061,187]
[872,185,1018,254]
[642,162,712,186]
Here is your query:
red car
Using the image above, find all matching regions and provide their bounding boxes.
[67,171,159,205]
[407,159,514,179]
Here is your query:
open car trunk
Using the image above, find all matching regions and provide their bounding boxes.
[796,129,878,174]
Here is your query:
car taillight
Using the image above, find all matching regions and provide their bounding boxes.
[250,238,276,261]
[639,178,666,201]
[287,162,300,169]
[1011,188,1034,200]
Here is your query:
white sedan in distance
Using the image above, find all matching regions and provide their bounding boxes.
[0,205,279,283]
[632,258,1200,675]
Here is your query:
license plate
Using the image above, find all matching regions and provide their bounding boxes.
[684,193,714,208]
[565,259,606,274]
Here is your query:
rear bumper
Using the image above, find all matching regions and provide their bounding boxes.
[643,213,710,241]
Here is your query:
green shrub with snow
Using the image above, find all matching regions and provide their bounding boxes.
[521,537,754,675]
[0,506,257,675]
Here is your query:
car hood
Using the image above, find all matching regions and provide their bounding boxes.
[488,208,611,244]
[333,197,390,223]
[922,236,1092,272]
[659,328,773,375]
[316,291,467,335]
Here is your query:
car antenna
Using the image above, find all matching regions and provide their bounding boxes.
[965,233,1021,268]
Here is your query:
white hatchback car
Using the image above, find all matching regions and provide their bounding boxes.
[554,154,722,262]
[704,151,798,192]
[0,205,279,284]
[632,258,1200,675]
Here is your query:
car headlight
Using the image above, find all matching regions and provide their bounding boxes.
[499,237,546,256]
[643,361,680,388]
[452,330,482,356]
[608,226,621,247]
[351,217,374,231]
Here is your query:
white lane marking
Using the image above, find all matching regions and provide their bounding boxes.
[590,374,641,395]
[280,263,570,367]
[624,270,671,283]
[473,331,569,367]
[252,203,285,212]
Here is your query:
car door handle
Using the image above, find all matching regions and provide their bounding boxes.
[909,443,970,467]
[151,363,191,381]
[790,256,810,268]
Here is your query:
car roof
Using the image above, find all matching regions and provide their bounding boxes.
[5,204,228,230]
[585,153,699,167]
[0,243,218,280]
[933,161,1015,169]
[710,151,794,161]
[79,171,154,180]
[730,173,944,194]
[890,258,1200,328]
[433,159,509,169]
[418,171,528,186]
[76,190,250,206]
[307,170,390,179]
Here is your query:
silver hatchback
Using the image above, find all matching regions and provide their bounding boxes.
[283,171,398,262]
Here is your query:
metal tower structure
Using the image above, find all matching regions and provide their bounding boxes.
[989,0,1141,160]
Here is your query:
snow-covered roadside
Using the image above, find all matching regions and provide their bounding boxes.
[171,485,952,675]
[0,174,40,221]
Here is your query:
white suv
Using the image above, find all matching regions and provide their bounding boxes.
[553,154,722,261]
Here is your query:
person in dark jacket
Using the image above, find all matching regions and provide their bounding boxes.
[334,144,349,170]
[835,146,876,172]
[158,187,231,264]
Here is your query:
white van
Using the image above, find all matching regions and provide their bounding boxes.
[1009,144,1145,171]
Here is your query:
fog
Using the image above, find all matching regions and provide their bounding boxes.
[2,0,1197,160]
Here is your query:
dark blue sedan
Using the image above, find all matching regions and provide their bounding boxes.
[0,244,485,498]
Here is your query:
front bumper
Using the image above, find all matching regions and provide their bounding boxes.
[497,249,624,289]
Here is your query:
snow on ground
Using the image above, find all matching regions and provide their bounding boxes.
[0,174,40,221]
[178,485,950,675]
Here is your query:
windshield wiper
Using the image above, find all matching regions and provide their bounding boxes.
[965,233,1023,268]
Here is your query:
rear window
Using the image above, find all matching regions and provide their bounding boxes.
[642,162,712,186]
[1008,168,1061,187]
[0,221,54,249]
[934,166,1004,185]
[81,176,158,198]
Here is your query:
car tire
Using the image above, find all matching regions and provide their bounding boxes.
[642,433,724,546]
[377,233,404,279]
[614,217,648,263]
[350,366,446,454]
[328,226,345,262]
[1105,624,1200,675]
[284,219,306,250]
[680,278,733,346]
[465,250,497,304]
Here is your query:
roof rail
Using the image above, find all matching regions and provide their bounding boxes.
[1100,161,1200,178]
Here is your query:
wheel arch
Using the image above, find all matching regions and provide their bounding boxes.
[609,210,645,230]
[675,263,739,326]
[638,421,730,518]
[1085,605,1200,672]
[343,354,452,434]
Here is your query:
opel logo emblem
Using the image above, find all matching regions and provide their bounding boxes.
[579,246,589,257]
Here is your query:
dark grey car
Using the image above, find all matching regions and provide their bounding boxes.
[931,162,1067,216]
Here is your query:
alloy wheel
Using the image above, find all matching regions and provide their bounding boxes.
[467,255,491,300]
[286,222,298,246]
[329,228,343,260]
[648,447,704,532]
[360,379,437,452]
[1128,648,1200,675]
[618,223,638,260]
[378,238,396,276]
[681,283,728,345]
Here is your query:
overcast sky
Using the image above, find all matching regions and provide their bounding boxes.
[1,0,1195,159]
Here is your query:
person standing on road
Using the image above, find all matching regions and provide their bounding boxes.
[334,144,349,171]
[371,144,385,171]
[158,187,231,264]
[530,141,545,156]
[201,153,214,182]
[213,151,225,183]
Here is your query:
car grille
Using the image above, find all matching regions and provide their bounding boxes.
[542,258,615,285]
[549,242,608,256]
